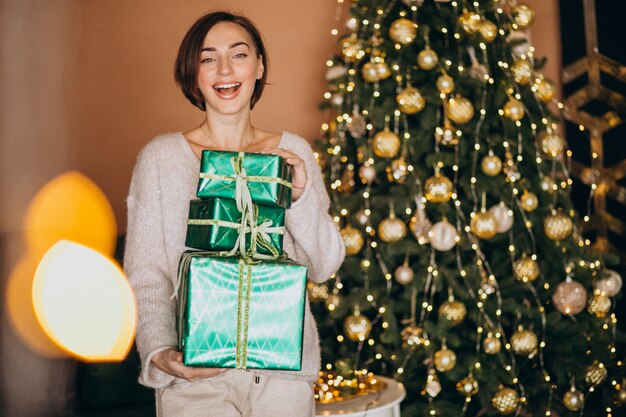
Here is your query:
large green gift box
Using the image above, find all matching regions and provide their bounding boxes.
[196,150,293,209]
[176,251,307,370]
[186,199,285,256]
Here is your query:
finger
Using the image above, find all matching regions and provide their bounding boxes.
[175,352,183,362]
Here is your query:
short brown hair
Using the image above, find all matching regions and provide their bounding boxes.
[174,11,269,110]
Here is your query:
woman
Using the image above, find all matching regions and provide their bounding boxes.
[124,11,345,417]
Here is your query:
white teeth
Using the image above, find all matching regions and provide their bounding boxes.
[214,83,240,90]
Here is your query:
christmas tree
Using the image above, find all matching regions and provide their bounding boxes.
[311,1,626,416]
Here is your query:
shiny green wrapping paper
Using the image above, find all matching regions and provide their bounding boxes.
[176,251,307,370]
[196,150,293,209]
[185,199,285,256]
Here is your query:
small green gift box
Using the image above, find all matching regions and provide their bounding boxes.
[176,251,307,370]
[196,150,293,209]
[186,198,285,256]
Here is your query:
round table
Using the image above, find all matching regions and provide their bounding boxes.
[315,376,406,417]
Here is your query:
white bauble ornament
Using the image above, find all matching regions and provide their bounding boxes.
[488,203,514,233]
[394,264,415,285]
[326,65,347,81]
[594,269,622,297]
[428,220,458,251]
[358,164,377,183]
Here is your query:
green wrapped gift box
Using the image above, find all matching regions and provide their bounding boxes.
[196,150,293,209]
[186,198,285,256]
[176,251,307,370]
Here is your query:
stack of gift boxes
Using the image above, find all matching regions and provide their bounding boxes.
[176,150,307,371]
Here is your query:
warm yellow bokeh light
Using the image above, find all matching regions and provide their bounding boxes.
[24,171,117,257]
[5,256,67,358]
[32,240,136,362]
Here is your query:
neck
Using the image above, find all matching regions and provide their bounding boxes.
[202,110,255,152]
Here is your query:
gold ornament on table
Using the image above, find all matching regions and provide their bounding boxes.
[513,255,540,283]
[428,219,458,251]
[481,151,502,176]
[394,259,414,285]
[552,278,588,315]
[483,332,502,354]
[358,163,377,184]
[587,291,611,317]
[314,369,385,404]
[511,59,533,85]
[435,120,461,147]
[436,74,455,94]
[389,18,418,45]
[470,209,498,240]
[520,190,539,212]
[563,386,585,411]
[417,47,439,70]
[372,128,401,159]
[434,344,457,372]
[478,19,498,43]
[594,269,622,297]
[439,295,467,326]
[446,95,475,124]
[396,86,426,114]
[458,10,481,34]
[340,224,364,256]
[344,306,372,341]
[386,156,409,184]
[491,386,520,415]
[537,130,565,159]
[378,210,407,243]
[361,61,380,83]
[340,34,365,62]
[534,77,556,102]
[489,203,514,233]
[457,374,479,397]
[401,324,426,348]
[544,209,573,241]
[585,360,608,387]
[307,282,329,303]
[503,97,525,121]
[512,3,535,28]
[510,325,538,357]
[424,171,453,203]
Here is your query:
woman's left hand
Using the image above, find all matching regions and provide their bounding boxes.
[261,148,307,202]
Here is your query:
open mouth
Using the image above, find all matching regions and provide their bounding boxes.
[213,82,242,97]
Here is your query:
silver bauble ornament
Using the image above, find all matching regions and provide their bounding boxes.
[488,203,514,233]
[594,269,622,297]
[428,220,458,251]
[394,264,415,285]
[553,279,588,315]
[358,164,377,183]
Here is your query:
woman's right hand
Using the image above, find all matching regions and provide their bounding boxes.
[151,348,226,382]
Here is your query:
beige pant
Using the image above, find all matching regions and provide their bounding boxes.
[156,370,315,417]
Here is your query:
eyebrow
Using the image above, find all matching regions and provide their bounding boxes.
[200,42,250,52]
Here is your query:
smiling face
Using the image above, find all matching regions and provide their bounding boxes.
[196,22,264,116]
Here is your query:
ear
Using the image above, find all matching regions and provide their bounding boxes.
[257,55,264,80]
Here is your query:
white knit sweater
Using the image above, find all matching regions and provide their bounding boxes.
[124,131,345,389]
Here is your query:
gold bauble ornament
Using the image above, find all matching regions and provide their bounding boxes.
[386,157,409,184]
[394,264,414,285]
[389,18,418,45]
[503,97,525,121]
[470,210,498,240]
[378,214,407,243]
[435,120,460,147]
[483,333,502,354]
[372,129,401,158]
[410,215,431,245]
[458,10,481,34]
[616,380,626,405]
[457,375,479,396]
[478,19,498,43]
[585,360,608,387]
[396,86,426,114]
[361,61,380,83]
[344,310,372,341]
[417,48,439,70]
[481,152,503,176]
[340,34,365,62]
[563,387,584,411]
[347,107,367,138]
[491,387,520,415]
[512,4,535,28]
[401,324,426,348]
[358,163,377,183]
[511,59,533,85]
[439,298,467,326]
[434,347,457,372]
[436,74,455,94]
[424,172,453,203]
[537,131,565,159]
[541,176,556,193]
[510,326,538,357]
[552,279,588,315]
[428,220,458,251]
[587,292,611,318]
[594,269,623,297]
[534,77,556,102]
[520,190,539,212]
[446,95,475,124]
[340,224,364,256]
[544,209,573,241]
[325,293,341,311]
[307,282,329,303]
[375,61,392,80]
[513,255,540,283]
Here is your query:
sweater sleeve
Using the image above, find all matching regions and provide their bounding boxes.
[124,145,178,388]
[284,137,345,283]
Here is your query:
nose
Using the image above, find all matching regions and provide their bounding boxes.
[217,58,233,76]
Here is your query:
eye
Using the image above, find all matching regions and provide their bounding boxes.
[234,53,248,59]
[200,57,216,64]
